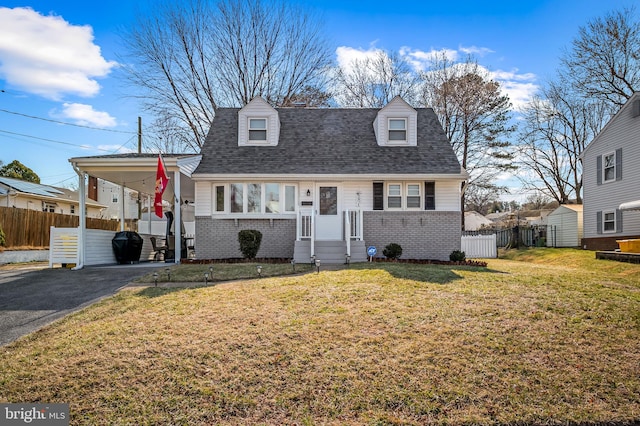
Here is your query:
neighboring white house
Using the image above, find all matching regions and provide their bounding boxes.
[0,176,106,217]
[192,96,468,262]
[546,204,583,247]
[582,92,640,251]
[464,211,493,231]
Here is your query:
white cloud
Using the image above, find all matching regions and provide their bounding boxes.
[459,45,494,57]
[399,47,458,73]
[58,103,117,127]
[335,45,383,69]
[0,7,117,100]
[488,69,539,110]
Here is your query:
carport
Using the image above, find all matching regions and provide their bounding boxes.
[66,153,201,269]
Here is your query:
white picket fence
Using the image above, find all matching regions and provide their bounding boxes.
[461,234,497,258]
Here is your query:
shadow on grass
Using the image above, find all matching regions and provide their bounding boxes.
[350,262,505,284]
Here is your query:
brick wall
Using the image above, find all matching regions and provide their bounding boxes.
[363,211,461,261]
[195,217,296,259]
[582,235,640,251]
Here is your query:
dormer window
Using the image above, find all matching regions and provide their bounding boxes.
[388,119,407,142]
[249,118,267,141]
[238,97,280,146]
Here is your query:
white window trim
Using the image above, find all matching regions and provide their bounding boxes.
[213,183,298,216]
[248,117,268,143]
[387,118,408,144]
[603,210,616,233]
[405,183,422,210]
[386,183,403,209]
[602,151,616,183]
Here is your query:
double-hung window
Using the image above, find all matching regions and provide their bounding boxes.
[603,152,616,183]
[406,184,421,208]
[387,184,402,208]
[388,118,407,142]
[248,118,267,141]
[603,210,616,233]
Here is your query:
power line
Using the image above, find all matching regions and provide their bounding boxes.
[0,108,138,134]
[0,129,134,153]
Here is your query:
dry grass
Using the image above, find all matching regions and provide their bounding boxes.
[1,248,639,425]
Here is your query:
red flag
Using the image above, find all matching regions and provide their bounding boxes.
[154,154,169,218]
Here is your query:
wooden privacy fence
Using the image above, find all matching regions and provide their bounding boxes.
[0,207,135,248]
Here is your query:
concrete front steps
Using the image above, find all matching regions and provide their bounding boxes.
[293,240,368,264]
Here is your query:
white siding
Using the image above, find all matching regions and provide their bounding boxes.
[237,97,280,147]
[194,181,212,216]
[373,97,418,146]
[437,180,461,211]
[547,206,583,247]
[583,95,640,239]
[342,182,372,210]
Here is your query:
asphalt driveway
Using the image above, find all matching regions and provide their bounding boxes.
[0,263,164,346]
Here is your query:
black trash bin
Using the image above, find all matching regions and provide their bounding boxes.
[112,231,144,264]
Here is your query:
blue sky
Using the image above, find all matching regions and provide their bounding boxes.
[0,0,635,199]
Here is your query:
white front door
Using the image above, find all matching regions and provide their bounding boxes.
[315,184,342,240]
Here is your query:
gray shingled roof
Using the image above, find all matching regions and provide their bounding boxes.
[194,107,462,175]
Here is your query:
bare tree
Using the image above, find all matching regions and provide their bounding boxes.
[421,53,516,216]
[517,81,613,204]
[333,50,420,107]
[120,0,331,151]
[560,6,640,107]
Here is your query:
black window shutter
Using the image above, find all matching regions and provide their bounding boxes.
[373,182,384,210]
[424,182,435,210]
[616,209,623,233]
[596,211,602,234]
[596,155,602,185]
[616,148,622,181]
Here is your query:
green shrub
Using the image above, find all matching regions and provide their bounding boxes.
[238,229,262,259]
[0,227,5,247]
[449,250,466,262]
[383,243,403,260]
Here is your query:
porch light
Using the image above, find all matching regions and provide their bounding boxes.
[315,259,321,274]
[165,267,171,282]
[257,265,262,278]
[204,272,209,285]
[153,272,158,287]
[306,189,311,197]
[291,259,296,272]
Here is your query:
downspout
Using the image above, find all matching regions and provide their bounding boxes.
[71,162,85,270]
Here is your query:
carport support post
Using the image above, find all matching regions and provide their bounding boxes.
[71,164,86,270]
[120,185,125,232]
[173,169,181,264]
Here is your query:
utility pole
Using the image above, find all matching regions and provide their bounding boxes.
[137,117,142,222]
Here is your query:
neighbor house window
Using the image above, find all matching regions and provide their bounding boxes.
[388,118,407,141]
[387,184,402,208]
[406,184,421,208]
[43,203,56,213]
[112,194,118,203]
[248,118,267,141]
[71,205,75,214]
[603,152,616,182]
[603,210,616,233]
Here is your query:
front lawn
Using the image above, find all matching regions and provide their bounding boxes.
[1,248,639,425]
